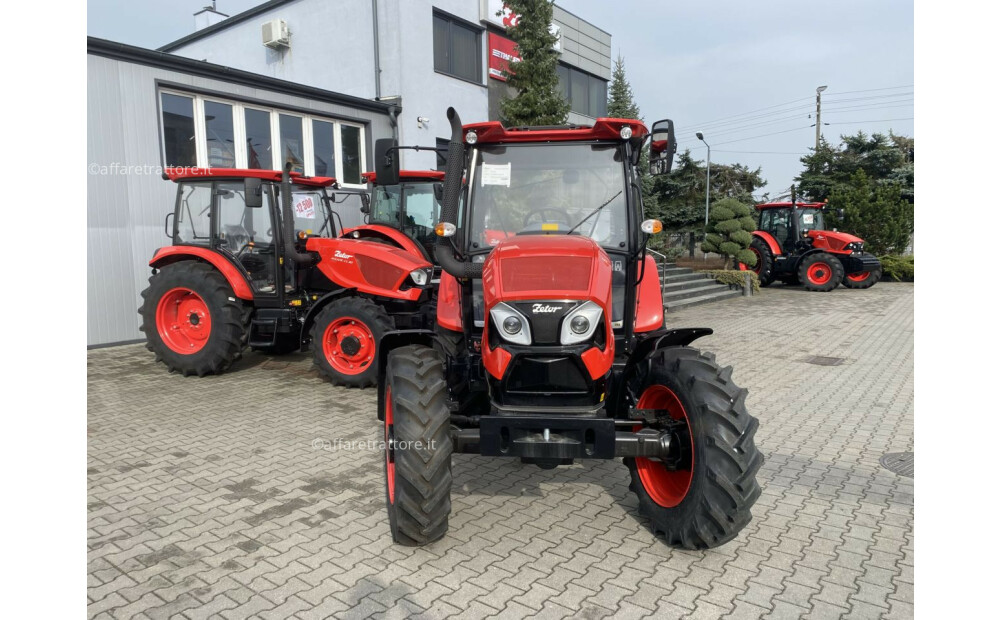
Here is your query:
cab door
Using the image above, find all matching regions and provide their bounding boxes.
[213,181,280,295]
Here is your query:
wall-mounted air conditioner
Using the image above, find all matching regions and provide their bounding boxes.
[262,19,290,49]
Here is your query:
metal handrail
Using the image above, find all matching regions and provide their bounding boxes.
[645,247,669,289]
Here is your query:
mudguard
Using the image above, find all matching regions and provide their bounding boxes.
[610,327,714,415]
[751,231,782,256]
[340,225,430,261]
[149,246,254,300]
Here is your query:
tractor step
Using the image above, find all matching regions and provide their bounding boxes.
[664,288,742,311]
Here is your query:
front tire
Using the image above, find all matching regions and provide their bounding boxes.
[798,252,844,292]
[139,261,247,376]
[842,267,881,289]
[749,237,775,286]
[624,347,763,549]
[310,297,393,387]
[383,345,453,546]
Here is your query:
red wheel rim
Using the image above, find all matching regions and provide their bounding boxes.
[749,246,763,275]
[807,262,833,285]
[155,287,212,354]
[385,386,395,504]
[634,385,694,508]
[321,316,375,375]
[847,271,870,282]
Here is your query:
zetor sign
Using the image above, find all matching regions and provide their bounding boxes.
[488,33,520,81]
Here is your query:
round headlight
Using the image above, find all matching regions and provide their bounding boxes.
[465,130,478,144]
[620,126,633,140]
[570,315,590,334]
[502,316,522,335]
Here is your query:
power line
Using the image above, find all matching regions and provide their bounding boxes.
[824,117,914,125]
[711,125,813,147]
[685,90,914,131]
[825,102,914,114]
[824,84,913,96]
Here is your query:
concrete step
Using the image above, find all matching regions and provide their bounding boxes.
[662,283,733,302]
[659,266,694,276]
[664,288,743,311]
[661,276,714,293]
[661,272,710,285]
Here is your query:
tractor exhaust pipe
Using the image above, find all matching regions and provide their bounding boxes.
[281,163,316,265]
[436,107,483,280]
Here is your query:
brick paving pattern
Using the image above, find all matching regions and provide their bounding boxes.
[88,283,914,619]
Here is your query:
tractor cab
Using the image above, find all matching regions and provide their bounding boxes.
[361,170,445,260]
[757,201,828,254]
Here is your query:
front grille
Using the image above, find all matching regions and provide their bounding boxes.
[506,356,590,394]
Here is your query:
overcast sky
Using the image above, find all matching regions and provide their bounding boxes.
[87,0,914,196]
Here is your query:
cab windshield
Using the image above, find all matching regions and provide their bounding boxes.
[282,184,336,237]
[467,143,628,251]
[798,208,825,233]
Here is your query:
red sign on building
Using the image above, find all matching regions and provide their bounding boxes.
[488,33,520,81]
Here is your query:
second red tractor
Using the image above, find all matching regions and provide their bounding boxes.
[747,201,882,291]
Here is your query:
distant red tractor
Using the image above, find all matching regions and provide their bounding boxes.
[139,166,435,386]
[746,201,882,291]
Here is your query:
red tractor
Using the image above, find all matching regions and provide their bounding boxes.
[139,166,435,387]
[376,109,763,548]
[747,200,882,291]
[344,169,446,267]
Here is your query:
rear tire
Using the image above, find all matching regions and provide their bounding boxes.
[310,297,393,387]
[383,345,453,546]
[749,237,775,286]
[798,252,844,292]
[139,261,247,376]
[842,267,881,289]
[624,347,763,549]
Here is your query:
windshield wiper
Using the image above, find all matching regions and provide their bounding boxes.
[566,190,623,235]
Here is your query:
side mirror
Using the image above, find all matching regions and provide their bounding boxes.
[374,138,400,186]
[649,119,677,176]
[244,177,263,208]
[433,183,444,202]
[836,208,846,219]
[360,193,371,214]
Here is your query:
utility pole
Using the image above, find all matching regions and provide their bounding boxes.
[815,85,827,150]
[696,132,711,236]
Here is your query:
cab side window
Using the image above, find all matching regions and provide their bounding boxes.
[175,183,213,245]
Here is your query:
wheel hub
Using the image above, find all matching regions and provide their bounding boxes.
[155,287,212,354]
[340,335,361,357]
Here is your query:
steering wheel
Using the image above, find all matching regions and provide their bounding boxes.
[523,208,571,228]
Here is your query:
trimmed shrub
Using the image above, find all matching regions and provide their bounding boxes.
[879,255,914,281]
[699,269,760,293]
[699,197,758,268]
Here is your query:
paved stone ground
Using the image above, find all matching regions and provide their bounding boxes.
[88,283,914,619]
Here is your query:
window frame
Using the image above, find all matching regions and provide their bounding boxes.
[432,9,484,84]
[158,88,369,189]
[557,63,609,119]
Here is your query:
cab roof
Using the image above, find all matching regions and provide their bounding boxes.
[163,167,337,188]
[361,170,446,184]
[755,201,827,210]
[463,118,649,145]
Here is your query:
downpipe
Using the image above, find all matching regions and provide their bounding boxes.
[435,107,483,280]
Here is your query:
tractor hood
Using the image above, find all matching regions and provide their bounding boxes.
[481,234,613,308]
[807,229,864,252]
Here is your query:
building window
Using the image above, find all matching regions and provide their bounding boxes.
[161,93,197,167]
[159,90,368,186]
[244,108,272,169]
[433,11,482,83]
[557,64,608,118]
[278,114,304,174]
[312,119,335,177]
[340,125,362,185]
[204,100,236,168]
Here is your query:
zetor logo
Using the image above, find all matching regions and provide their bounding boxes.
[532,304,563,314]
[333,250,353,260]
